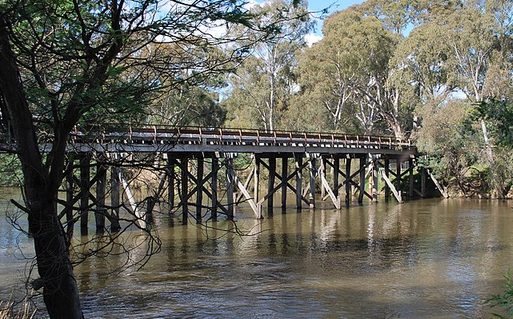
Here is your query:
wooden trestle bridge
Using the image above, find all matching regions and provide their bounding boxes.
[54,126,442,231]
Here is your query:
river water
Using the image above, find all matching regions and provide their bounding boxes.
[1,193,513,318]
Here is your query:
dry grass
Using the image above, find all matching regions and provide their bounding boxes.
[0,300,36,319]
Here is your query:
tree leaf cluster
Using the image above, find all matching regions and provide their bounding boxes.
[475,99,513,147]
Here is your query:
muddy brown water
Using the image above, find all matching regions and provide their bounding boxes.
[1,192,512,318]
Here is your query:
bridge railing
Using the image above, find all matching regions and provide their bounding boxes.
[70,125,413,151]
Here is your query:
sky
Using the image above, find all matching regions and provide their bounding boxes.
[306,0,365,44]
[308,0,365,19]
[242,1,366,46]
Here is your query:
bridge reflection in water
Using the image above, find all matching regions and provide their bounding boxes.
[61,126,431,232]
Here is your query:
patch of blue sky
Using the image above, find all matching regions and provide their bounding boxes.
[304,0,365,45]
[246,0,365,45]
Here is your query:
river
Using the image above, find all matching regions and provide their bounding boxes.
[1,192,512,318]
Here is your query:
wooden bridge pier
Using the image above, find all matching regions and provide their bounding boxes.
[165,152,426,221]
[66,154,427,233]
[64,152,428,234]
[59,127,432,231]
[167,153,235,224]
[64,152,147,235]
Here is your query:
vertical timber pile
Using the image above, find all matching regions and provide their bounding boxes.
[358,157,366,205]
[196,157,204,222]
[295,154,302,211]
[371,156,379,202]
[320,157,327,200]
[253,154,260,218]
[80,154,91,235]
[181,157,188,225]
[95,159,106,232]
[409,157,414,197]
[384,157,391,201]
[345,156,351,206]
[396,159,402,194]
[110,162,121,231]
[167,156,175,210]
[268,156,276,215]
[420,166,427,197]
[308,155,317,209]
[211,156,219,221]
[281,156,287,212]
[226,155,234,220]
[333,156,340,206]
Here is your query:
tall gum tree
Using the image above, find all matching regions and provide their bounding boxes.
[296,7,407,137]
[425,2,511,196]
[388,22,455,138]
[225,0,312,131]
[388,0,513,197]
[294,29,360,132]
[0,1,277,317]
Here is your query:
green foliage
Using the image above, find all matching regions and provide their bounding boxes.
[415,100,481,186]
[0,154,22,187]
[224,0,312,131]
[466,99,513,196]
[487,145,513,197]
[233,153,252,170]
[475,99,513,147]
[3,0,277,139]
[360,0,417,33]
[486,271,513,319]
[148,83,226,127]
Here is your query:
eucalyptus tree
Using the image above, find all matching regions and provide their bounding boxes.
[0,0,280,318]
[389,23,453,105]
[295,6,407,137]
[293,15,360,132]
[147,80,226,127]
[388,0,513,197]
[420,4,501,186]
[225,0,312,131]
[359,0,417,33]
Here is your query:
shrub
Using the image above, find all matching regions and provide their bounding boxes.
[487,272,513,318]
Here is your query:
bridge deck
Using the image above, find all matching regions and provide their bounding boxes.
[68,127,416,157]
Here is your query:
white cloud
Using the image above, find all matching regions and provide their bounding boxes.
[305,33,322,47]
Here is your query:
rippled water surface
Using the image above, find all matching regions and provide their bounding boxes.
[2,195,513,318]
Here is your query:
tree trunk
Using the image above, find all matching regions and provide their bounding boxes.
[30,191,84,319]
[0,15,83,319]
[268,61,275,131]
[481,119,505,198]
